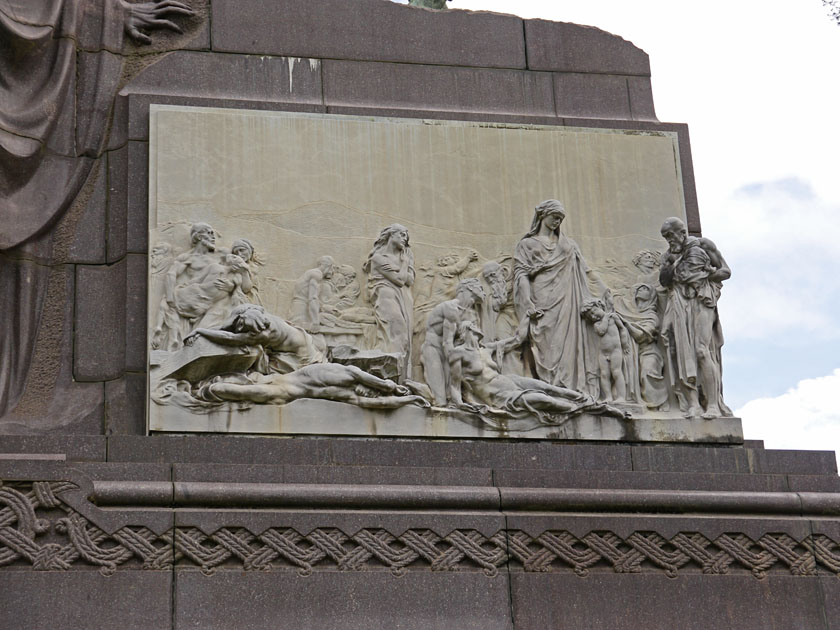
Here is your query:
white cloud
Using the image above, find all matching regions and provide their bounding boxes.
[710,178,840,342]
[738,369,840,455]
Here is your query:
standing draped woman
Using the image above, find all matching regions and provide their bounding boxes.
[513,200,597,394]
[362,224,415,380]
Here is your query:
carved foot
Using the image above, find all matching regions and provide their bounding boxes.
[701,406,722,420]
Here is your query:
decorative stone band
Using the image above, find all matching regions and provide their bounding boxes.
[2,478,840,579]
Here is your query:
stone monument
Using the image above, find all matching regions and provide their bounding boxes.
[1,2,838,628]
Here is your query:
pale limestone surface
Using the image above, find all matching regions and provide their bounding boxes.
[149,106,685,321]
[149,398,744,443]
[147,105,740,440]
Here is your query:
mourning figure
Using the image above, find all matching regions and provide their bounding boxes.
[659,217,732,419]
[184,304,326,375]
[447,322,627,424]
[624,283,668,410]
[363,224,415,380]
[152,223,256,351]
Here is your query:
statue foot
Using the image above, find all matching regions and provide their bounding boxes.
[701,406,722,420]
[411,396,432,409]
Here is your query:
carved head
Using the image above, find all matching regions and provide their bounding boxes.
[363,224,411,272]
[634,283,657,311]
[436,253,459,267]
[632,249,660,273]
[456,278,485,306]
[317,255,336,279]
[190,223,216,250]
[526,199,566,237]
[580,298,606,322]
[660,217,688,253]
[332,264,357,289]
[227,304,270,333]
[231,239,255,262]
[482,261,508,308]
[455,320,483,347]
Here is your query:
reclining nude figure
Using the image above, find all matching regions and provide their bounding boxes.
[197,363,430,409]
[447,321,628,423]
[184,304,325,374]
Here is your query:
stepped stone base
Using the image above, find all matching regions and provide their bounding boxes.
[2,435,839,629]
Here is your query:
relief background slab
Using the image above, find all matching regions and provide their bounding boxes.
[148,105,694,437]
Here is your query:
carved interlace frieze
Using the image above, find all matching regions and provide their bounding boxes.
[1,481,839,579]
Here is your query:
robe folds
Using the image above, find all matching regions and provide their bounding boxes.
[513,233,597,394]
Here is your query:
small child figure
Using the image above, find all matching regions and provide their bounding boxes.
[581,298,627,402]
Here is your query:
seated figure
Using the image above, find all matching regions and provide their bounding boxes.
[184,304,326,375]
[448,321,628,424]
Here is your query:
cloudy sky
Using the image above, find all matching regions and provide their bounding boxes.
[397,0,840,454]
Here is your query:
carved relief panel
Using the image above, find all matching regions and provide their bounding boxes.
[147,106,738,441]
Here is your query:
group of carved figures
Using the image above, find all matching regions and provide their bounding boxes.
[150,200,732,424]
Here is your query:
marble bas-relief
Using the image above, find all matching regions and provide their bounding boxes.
[147,107,740,441]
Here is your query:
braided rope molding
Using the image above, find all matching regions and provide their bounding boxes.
[2,481,840,578]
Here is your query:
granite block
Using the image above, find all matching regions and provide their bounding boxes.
[62,158,107,264]
[127,93,326,142]
[212,0,526,69]
[0,435,106,461]
[107,435,334,465]
[631,445,749,474]
[74,260,126,381]
[322,60,555,118]
[175,569,512,630]
[126,141,149,253]
[105,372,146,435]
[107,93,128,150]
[785,474,840,493]
[628,75,657,121]
[493,468,791,493]
[125,254,147,371]
[510,573,826,630]
[524,19,651,75]
[106,144,128,262]
[553,72,631,120]
[0,264,105,434]
[821,576,840,629]
[76,50,122,156]
[73,460,171,481]
[749,448,838,476]
[173,462,493,486]
[0,571,172,630]
[127,51,322,103]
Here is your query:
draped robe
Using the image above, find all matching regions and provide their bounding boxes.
[513,233,597,394]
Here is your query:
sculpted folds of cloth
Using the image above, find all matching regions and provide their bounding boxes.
[659,217,732,419]
[362,224,415,381]
[513,200,598,395]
